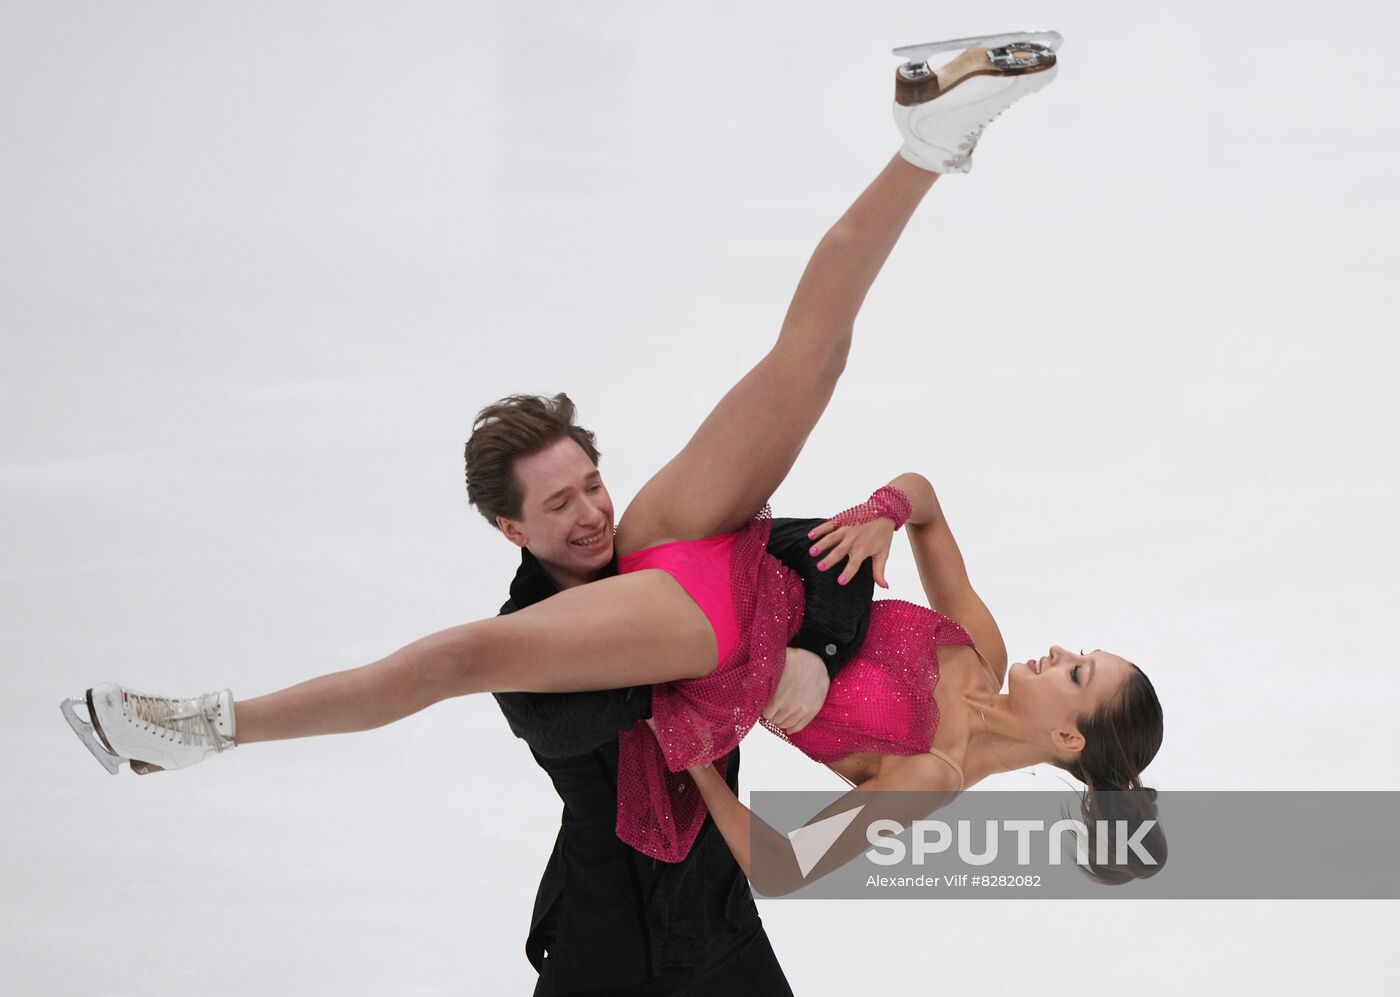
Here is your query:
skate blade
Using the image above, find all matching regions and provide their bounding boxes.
[59,695,122,775]
[892,30,1064,63]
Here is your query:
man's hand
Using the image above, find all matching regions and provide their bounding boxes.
[806,516,895,588]
[762,647,830,734]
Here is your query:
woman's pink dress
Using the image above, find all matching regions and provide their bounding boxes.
[614,510,979,862]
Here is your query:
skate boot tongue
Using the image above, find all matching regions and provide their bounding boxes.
[131,689,236,743]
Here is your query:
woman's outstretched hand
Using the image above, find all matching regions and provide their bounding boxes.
[806,516,895,589]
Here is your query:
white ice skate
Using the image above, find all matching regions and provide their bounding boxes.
[60,683,236,774]
[891,30,1062,174]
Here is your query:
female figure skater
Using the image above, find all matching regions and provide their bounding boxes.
[66,36,1161,885]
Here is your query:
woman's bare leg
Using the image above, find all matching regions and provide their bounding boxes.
[616,154,938,556]
[233,158,941,748]
[233,570,714,744]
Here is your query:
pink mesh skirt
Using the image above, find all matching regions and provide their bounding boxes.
[614,509,806,862]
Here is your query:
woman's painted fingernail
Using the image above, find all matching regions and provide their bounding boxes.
[816,561,826,570]
[809,546,820,556]
[807,530,815,539]
[838,576,848,585]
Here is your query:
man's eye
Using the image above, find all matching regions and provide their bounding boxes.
[551,502,568,512]
[1071,665,1081,686]
[587,485,602,493]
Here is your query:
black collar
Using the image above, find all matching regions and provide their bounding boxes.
[506,545,619,610]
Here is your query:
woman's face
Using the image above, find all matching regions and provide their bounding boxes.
[1005,645,1136,758]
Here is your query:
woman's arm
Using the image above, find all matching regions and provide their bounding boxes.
[685,752,960,896]
[809,470,1007,681]
[806,474,930,587]
[896,472,1009,682]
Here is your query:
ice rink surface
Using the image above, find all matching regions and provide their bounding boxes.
[3,1,1397,994]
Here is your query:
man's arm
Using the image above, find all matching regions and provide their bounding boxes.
[767,516,876,680]
[493,688,651,759]
[493,514,877,753]
[759,516,876,733]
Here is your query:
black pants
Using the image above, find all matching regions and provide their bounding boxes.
[531,922,794,997]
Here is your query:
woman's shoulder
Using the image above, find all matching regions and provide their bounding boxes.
[934,611,1007,690]
[958,642,1005,692]
[868,600,1005,689]
[879,747,966,793]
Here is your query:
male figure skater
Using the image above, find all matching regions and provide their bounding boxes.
[468,392,874,995]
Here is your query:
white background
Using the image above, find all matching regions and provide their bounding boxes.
[3,1,1397,994]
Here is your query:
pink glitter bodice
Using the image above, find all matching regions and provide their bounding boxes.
[614,511,983,863]
[770,599,976,762]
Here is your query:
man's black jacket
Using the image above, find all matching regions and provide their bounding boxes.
[493,518,873,987]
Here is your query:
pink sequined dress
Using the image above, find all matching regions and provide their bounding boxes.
[614,508,984,863]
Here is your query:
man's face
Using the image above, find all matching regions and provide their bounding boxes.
[497,437,615,589]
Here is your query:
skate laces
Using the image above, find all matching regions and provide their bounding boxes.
[954,123,989,164]
[945,107,1012,169]
[952,102,1017,160]
[126,691,232,752]
[918,76,1044,168]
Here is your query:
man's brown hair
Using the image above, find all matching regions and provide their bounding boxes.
[464,392,601,530]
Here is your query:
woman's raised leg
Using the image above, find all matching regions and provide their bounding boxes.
[232,569,717,744]
[170,153,941,753]
[615,154,937,556]
[618,158,935,557]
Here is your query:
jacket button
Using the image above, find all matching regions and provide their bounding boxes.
[825,643,837,657]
